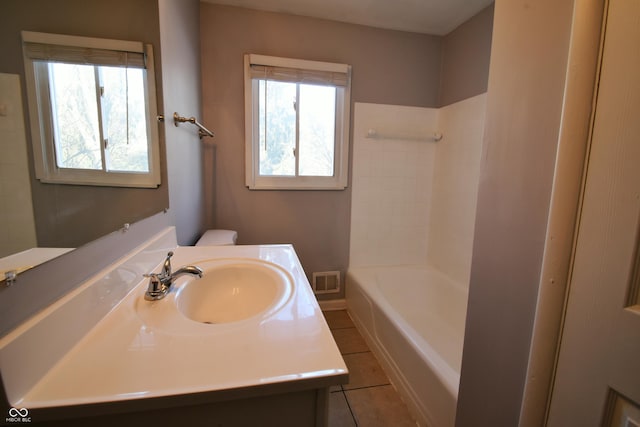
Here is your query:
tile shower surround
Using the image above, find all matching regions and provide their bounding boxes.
[350,103,438,267]
[350,96,486,285]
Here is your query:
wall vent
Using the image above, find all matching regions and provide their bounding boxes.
[312,271,341,294]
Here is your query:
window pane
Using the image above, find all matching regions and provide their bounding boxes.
[48,63,101,170]
[299,84,336,177]
[100,66,149,172]
[258,80,296,176]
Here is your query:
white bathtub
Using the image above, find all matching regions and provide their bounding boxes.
[346,265,468,427]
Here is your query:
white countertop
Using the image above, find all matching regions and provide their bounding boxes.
[0,247,74,277]
[0,231,347,410]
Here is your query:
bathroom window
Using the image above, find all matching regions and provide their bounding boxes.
[244,54,351,190]
[22,31,161,188]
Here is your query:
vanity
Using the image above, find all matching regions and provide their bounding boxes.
[0,227,347,426]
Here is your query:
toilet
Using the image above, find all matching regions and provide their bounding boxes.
[195,229,238,246]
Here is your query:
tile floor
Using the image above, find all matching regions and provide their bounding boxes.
[323,310,417,427]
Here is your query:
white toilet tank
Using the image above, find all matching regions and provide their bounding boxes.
[195,230,237,246]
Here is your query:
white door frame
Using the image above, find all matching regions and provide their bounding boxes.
[518,0,609,425]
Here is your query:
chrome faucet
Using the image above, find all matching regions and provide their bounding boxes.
[144,251,203,301]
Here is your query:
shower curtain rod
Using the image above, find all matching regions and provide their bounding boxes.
[173,112,215,138]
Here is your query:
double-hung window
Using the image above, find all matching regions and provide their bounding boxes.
[22,31,161,188]
[244,54,351,190]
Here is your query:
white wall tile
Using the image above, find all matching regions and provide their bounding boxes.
[350,103,438,267]
[350,95,486,288]
[426,93,487,286]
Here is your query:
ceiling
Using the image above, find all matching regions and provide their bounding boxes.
[201,0,494,36]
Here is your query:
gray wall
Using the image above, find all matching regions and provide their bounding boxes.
[455,0,577,425]
[200,4,487,294]
[439,4,494,107]
[159,0,205,245]
[0,0,169,249]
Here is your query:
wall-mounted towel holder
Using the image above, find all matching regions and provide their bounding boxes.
[365,128,443,142]
[173,112,215,139]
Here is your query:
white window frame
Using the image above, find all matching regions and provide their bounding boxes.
[22,31,161,188]
[244,54,351,190]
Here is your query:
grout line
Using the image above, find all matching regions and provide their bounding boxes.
[342,390,359,427]
[330,385,345,393]
[343,382,392,392]
[337,351,371,356]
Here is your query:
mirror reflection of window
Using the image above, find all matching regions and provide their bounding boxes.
[22,31,161,188]
[48,63,149,173]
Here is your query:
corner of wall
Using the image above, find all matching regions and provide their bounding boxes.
[438,4,493,107]
[159,0,205,245]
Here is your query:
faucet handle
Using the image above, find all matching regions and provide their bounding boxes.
[143,273,167,301]
[143,272,161,283]
[162,251,174,277]
[143,273,163,295]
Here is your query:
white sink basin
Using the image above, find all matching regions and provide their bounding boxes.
[0,237,349,411]
[175,259,293,324]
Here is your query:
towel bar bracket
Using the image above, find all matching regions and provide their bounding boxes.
[173,112,215,138]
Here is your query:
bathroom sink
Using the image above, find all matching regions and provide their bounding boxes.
[175,259,293,324]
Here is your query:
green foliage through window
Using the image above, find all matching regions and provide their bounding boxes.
[22,31,161,188]
[48,62,149,173]
[257,80,336,178]
[244,53,350,190]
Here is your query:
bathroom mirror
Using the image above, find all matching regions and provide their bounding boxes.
[0,0,169,278]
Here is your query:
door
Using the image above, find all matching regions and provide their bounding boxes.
[547,0,640,425]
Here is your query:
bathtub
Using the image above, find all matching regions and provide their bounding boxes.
[346,265,468,427]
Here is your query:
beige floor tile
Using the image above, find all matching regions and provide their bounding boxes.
[328,391,357,427]
[346,385,416,427]
[323,310,355,330]
[331,327,369,355]
[342,352,390,390]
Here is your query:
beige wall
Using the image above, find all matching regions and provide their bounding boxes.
[200,4,443,291]
[439,4,494,107]
[455,0,577,425]
[0,0,169,249]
